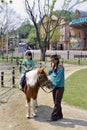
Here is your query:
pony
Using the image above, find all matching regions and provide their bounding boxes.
[25,67,53,118]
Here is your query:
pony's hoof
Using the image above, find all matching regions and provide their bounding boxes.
[27,117,31,119]
[26,114,30,119]
[32,113,37,117]
[35,105,38,108]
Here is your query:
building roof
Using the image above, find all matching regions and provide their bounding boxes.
[76,10,87,17]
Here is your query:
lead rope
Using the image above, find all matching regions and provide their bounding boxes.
[37,73,54,93]
[40,85,54,93]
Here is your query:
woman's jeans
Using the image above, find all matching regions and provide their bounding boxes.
[51,87,64,120]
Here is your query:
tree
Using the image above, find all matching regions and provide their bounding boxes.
[53,10,77,21]
[28,27,38,47]
[0,5,24,47]
[18,20,32,39]
[1,9,23,33]
[50,27,59,46]
[24,0,87,61]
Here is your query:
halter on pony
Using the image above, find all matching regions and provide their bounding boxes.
[26,68,53,92]
[37,73,54,93]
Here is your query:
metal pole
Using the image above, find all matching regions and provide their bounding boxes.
[12,67,15,87]
[67,50,69,60]
[40,62,42,68]
[1,72,4,87]
[78,58,80,65]
[19,62,22,73]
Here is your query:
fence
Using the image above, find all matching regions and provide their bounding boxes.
[0,62,46,103]
[0,66,20,88]
[0,62,46,88]
[0,65,21,103]
[45,50,87,60]
[0,55,22,64]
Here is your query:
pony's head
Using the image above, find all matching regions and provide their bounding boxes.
[37,68,53,89]
[26,68,53,89]
[37,68,48,83]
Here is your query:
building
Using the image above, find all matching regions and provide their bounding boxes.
[40,15,70,50]
[40,11,87,50]
[57,17,69,50]
[69,10,87,50]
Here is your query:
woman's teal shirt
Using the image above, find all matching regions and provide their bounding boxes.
[48,66,65,88]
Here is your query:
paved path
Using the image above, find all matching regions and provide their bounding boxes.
[0,64,87,130]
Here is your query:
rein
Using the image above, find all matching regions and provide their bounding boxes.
[40,85,54,93]
[37,71,54,93]
[39,79,54,93]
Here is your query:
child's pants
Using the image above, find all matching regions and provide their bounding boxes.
[20,73,26,87]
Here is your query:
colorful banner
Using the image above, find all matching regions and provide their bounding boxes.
[70,37,82,49]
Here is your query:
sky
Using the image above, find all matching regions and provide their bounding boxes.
[1,0,87,20]
[10,0,28,18]
[11,0,64,17]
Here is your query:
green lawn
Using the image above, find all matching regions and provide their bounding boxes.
[64,59,87,65]
[63,68,87,110]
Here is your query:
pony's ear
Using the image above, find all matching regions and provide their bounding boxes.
[42,67,47,74]
[41,67,45,71]
[38,67,45,73]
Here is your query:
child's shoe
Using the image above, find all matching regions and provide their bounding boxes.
[19,84,22,90]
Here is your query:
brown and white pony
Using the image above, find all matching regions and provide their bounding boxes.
[25,68,52,118]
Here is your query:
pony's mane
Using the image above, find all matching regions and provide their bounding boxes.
[26,68,47,87]
[26,68,38,87]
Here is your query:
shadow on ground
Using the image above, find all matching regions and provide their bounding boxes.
[34,105,87,128]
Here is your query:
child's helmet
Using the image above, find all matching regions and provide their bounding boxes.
[25,50,32,56]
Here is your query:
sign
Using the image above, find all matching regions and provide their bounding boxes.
[71,17,87,25]
[70,37,82,49]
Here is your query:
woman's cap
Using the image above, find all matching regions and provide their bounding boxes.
[25,50,32,56]
[50,54,59,60]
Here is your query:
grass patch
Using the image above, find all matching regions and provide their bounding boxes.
[63,68,87,110]
[64,59,87,65]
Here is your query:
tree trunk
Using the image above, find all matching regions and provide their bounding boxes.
[40,41,46,61]
[41,48,46,61]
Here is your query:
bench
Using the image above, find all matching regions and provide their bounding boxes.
[74,55,87,60]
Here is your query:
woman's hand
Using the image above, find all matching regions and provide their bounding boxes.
[51,62,55,70]
[51,62,58,71]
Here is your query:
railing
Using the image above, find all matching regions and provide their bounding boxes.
[74,55,87,60]
[0,66,20,88]
[0,62,45,103]
[0,62,46,88]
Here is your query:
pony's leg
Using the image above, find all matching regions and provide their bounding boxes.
[35,99,38,108]
[26,102,31,118]
[25,100,28,107]
[32,99,37,117]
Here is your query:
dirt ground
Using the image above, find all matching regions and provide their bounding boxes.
[0,65,87,130]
